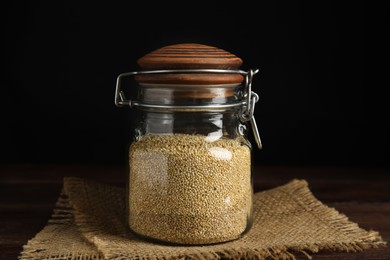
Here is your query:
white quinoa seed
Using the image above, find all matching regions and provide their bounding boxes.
[129,134,252,244]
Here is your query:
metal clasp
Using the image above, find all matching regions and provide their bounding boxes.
[239,69,262,149]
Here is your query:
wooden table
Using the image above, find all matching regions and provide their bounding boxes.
[1,164,389,259]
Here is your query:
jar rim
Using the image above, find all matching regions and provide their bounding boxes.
[130,100,246,112]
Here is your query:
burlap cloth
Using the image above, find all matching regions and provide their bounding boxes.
[20,177,385,259]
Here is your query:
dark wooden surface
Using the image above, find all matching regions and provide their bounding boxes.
[0,164,389,259]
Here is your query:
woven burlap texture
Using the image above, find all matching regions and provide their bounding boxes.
[20,178,384,260]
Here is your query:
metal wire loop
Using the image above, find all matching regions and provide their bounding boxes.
[115,69,259,108]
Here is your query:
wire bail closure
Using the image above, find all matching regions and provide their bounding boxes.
[114,69,262,149]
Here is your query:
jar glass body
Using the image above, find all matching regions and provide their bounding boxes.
[127,84,253,245]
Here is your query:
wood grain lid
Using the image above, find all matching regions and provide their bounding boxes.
[135,43,244,84]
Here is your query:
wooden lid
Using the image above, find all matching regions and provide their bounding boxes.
[135,43,244,84]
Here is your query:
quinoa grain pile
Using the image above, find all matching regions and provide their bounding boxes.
[129,134,252,244]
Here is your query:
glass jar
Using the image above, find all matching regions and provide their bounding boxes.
[115,43,261,245]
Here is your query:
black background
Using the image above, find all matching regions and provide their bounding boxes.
[2,1,389,166]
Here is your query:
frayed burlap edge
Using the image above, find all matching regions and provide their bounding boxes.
[61,178,386,260]
[265,179,386,259]
[19,191,103,260]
